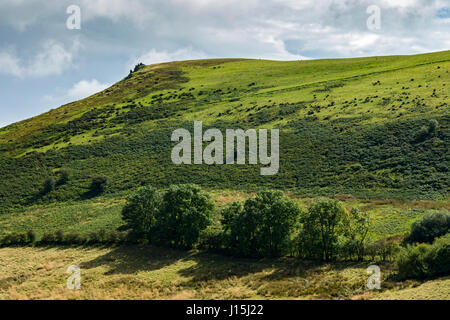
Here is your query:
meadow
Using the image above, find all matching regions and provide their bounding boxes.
[1,245,448,300]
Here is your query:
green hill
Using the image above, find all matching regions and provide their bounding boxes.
[0,51,449,213]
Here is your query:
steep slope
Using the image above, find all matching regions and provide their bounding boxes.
[0,51,449,213]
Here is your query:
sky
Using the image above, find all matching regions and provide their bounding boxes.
[0,0,449,128]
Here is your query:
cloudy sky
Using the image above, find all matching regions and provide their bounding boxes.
[0,0,449,127]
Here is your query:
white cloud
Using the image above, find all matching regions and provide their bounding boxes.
[0,40,80,78]
[79,0,154,26]
[67,79,111,100]
[0,50,22,77]
[129,47,208,68]
[29,40,79,77]
[0,0,449,62]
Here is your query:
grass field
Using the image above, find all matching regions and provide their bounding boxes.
[1,245,448,300]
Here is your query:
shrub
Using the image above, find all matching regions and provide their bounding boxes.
[43,177,55,194]
[87,229,108,244]
[197,225,227,253]
[90,176,107,194]
[397,243,430,279]
[40,232,57,244]
[428,119,439,135]
[405,211,450,244]
[0,232,30,246]
[63,232,85,245]
[223,190,301,257]
[121,186,162,241]
[155,184,215,249]
[426,235,450,277]
[55,229,64,243]
[397,234,450,280]
[26,230,36,244]
[57,168,70,185]
[415,119,440,142]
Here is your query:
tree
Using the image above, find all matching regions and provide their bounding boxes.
[299,198,349,261]
[345,208,371,261]
[156,184,214,249]
[406,211,450,244]
[121,186,162,241]
[224,190,301,257]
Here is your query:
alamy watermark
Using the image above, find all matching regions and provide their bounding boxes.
[171,121,279,176]
[66,265,81,290]
[66,5,81,30]
[366,265,381,290]
[366,5,381,31]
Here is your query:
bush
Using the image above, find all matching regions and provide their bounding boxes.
[37,229,126,246]
[397,243,430,279]
[40,232,57,244]
[426,235,450,277]
[365,238,400,262]
[26,230,36,244]
[428,119,439,135]
[405,211,450,244]
[90,176,107,194]
[57,168,70,185]
[63,232,85,245]
[43,177,55,194]
[154,184,214,249]
[197,225,227,253]
[397,234,450,280]
[223,190,301,257]
[121,186,162,241]
[0,232,31,246]
[415,119,440,142]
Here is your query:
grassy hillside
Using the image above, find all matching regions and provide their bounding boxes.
[0,51,449,213]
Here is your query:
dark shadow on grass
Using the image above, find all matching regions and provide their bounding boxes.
[78,244,398,298]
[80,189,102,200]
[176,251,276,282]
[79,245,273,281]
[79,245,188,275]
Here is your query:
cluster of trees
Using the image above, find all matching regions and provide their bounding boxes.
[121,184,384,261]
[121,184,450,278]
[122,184,214,249]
